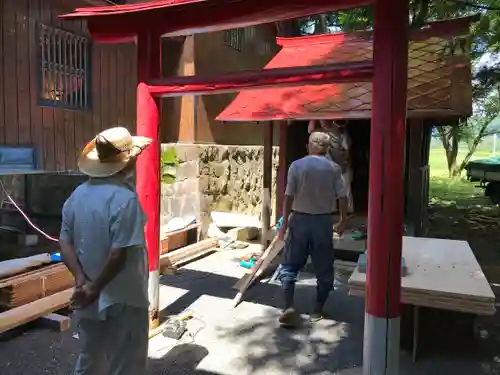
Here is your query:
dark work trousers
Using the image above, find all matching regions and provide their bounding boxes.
[278,212,335,309]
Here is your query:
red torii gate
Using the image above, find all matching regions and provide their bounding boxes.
[62,1,408,374]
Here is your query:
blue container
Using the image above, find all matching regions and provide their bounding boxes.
[50,253,61,262]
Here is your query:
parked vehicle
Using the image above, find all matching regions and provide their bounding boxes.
[465,157,500,204]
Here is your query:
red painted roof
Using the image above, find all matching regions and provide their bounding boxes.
[60,0,370,41]
[217,18,475,121]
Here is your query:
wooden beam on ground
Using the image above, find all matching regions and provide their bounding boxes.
[0,289,72,334]
[36,313,71,332]
[159,238,218,273]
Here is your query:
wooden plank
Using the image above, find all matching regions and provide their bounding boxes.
[0,0,5,144]
[233,236,285,307]
[109,45,118,126]
[348,236,496,314]
[100,45,110,131]
[0,288,72,334]
[91,41,102,138]
[16,0,32,145]
[349,285,495,315]
[275,121,287,218]
[52,1,66,170]
[77,19,94,154]
[0,263,73,309]
[127,43,138,129]
[3,0,20,145]
[40,0,55,170]
[0,263,65,289]
[36,313,71,332]
[0,254,52,279]
[116,45,125,126]
[28,0,44,165]
[56,2,74,171]
[160,238,218,269]
[262,122,273,250]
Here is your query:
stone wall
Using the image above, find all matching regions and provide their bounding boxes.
[160,143,279,234]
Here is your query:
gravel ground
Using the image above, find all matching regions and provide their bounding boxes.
[0,248,498,375]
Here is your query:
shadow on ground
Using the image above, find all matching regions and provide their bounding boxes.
[148,343,223,375]
[159,266,364,374]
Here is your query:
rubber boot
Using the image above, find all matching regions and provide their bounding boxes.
[310,301,325,322]
[279,282,299,328]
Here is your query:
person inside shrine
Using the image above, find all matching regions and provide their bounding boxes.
[308,119,354,213]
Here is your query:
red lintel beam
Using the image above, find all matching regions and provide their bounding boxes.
[60,0,371,42]
[147,61,373,97]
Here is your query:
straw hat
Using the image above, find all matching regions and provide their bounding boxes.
[78,127,152,178]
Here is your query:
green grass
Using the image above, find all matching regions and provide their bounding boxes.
[428,147,493,206]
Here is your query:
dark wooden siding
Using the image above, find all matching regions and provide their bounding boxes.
[0,0,138,171]
[194,25,279,146]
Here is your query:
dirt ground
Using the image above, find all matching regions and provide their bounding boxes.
[427,192,500,374]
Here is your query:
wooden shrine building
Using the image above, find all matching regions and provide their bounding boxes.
[219,16,474,238]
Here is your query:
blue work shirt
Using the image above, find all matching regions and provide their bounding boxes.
[60,176,149,320]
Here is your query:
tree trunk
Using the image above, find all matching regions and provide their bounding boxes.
[315,14,328,34]
[447,130,459,177]
[454,123,490,176]
[437,125,459,177]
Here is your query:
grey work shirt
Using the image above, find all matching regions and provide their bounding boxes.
[60,176,149,321]
[285,155,347,214]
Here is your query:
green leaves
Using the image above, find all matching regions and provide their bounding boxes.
[161,147,179,185]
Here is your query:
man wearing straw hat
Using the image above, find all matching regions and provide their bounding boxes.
[59,127,152,375]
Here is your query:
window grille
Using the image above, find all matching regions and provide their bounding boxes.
[244,26,256,41]
[223,28,243,51]
[38,25,91,110]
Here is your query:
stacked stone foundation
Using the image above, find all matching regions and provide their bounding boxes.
[160,143,279,237]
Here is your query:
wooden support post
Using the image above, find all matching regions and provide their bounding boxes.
[364,0,409,374]
[136,31,162,331]
[276,121,288,219]
[262,121,273,250]
[406,120,425,236]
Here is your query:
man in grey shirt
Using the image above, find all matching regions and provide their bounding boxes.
[277,131,348,327]
[59,127,152,375]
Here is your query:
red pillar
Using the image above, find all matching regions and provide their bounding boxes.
[364,0,409,374]
[136,31,162,330]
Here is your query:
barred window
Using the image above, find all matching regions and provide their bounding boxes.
[38,25,91,110]
[223,28,243,51]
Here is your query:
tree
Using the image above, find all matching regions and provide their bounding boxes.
[456,88,500,173]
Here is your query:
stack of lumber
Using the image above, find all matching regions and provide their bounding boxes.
[348,236,496,316]
[0,289,73,334]
[0,263,74,309]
